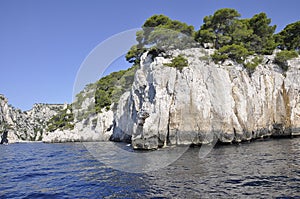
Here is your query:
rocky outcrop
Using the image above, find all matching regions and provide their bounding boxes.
[0,94,64,143]
[111,48,300,149]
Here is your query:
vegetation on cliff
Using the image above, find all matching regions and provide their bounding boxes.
[163,54,188,71]
[126,14,195,64]
[74,64,137,115]
[276,21,300,51]
[95,65,137,112]
[274,50,299,71]
[127,8,299,71]
[46,105,74,132]
[46,65,137,132]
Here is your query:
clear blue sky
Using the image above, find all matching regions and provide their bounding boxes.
[0,0,299,111]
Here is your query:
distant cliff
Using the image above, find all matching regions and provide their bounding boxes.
[0,95,65,143]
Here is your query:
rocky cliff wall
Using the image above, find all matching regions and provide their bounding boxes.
[3,47,300,148]
[111,48,300,149]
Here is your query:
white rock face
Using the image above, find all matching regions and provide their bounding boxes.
[111,48,300,149]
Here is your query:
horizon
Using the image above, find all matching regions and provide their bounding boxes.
[1,0,299,111]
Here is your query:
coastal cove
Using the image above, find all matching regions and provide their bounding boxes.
[0,138,299,198]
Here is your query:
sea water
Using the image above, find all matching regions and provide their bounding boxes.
[0,138,299,198]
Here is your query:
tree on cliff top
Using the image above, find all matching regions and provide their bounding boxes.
[126,14,195,64]
[195,9,276,55]
[195,8,241,49]
[127,9,298,66]
[247,12,276,54]
[276,21,300,51]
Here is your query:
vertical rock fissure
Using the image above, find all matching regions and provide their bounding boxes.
[229,71,242,127]
[282,82,291,128]
[166,109,171,146]
[166,70,178,145]
[231,87,244,138]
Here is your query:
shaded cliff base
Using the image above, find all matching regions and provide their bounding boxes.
[1,128,299,148]
[131,126,300,150]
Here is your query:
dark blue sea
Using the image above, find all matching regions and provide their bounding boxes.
[0,138,299,198]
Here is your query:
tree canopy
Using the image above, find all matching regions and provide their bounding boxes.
[276,21,300,51]
[126,14,195,64]
[195,8,241,48]
[126,9,299,71]
[247,13,276,54]
[194,9,276,55]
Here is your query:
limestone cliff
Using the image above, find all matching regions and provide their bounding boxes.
[0,94,65,143]
[3,47,300,148]
[111,48,300,149]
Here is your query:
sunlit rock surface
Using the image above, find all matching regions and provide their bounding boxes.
[111,48,300,149]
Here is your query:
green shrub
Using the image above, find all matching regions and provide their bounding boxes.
[94,65,137,112]
[46,105,74,132]
[164,54,188,71]
[244,56,263,71]
[274,50,298,71]
[212,44,250,64]
[199,55,210,62]
[95,90,111,112]
[70,64,137,123]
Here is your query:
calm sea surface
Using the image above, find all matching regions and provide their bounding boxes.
[0,138,299,198]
